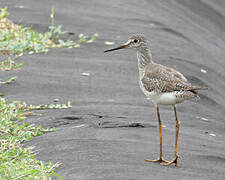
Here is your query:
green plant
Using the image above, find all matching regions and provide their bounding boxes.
[27,101,72,110]
[0,6,98,179]
[0,6,8,19]
[0,76,16,84]
[0,98,65,179]
[0,7,98,56]
[0,57,24,71]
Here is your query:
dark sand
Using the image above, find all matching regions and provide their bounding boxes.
[1,0,225,179]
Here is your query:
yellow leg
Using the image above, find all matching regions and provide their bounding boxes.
[145,105,169,163]
[161,105,180,166]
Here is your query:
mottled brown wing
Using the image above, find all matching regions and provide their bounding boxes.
[142,64,197,93]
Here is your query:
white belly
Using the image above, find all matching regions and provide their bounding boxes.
[147,91,181,105]
[139,80,186,105]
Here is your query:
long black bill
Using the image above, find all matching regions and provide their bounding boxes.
[104,45,128,53]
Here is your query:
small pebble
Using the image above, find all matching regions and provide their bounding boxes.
[81,72,90,76]
[201,117,209,121]
[196,116,209,121]
[53,98,59,102]
[209,133,216,137]
[149,23,156,27]
[15,5,24,8]
[104,41,115,45]
[68,32,75,35]
[73,124,86,128]
[201,69,207,74]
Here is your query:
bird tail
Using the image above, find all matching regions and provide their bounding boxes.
[194,86,209,91]
[188,86,208,94]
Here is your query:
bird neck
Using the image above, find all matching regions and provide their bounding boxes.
[137,49,153,77]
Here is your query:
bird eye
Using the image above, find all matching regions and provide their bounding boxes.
[133,39,138,43]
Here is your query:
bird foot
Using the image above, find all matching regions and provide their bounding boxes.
[145,157,169,163]
[160,155,179,166]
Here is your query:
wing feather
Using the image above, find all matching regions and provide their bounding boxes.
[142,64,198,93]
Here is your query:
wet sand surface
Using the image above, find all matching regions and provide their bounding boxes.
[1,0,225,179]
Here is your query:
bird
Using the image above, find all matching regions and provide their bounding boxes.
[104,34,206,166]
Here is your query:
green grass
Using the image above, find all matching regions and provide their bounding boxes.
[0,57,24,71]
[0,98,65,179]
[0,99,72,179]
[0,7,98,56]
[0,76,16,85]
[0,6,98,180]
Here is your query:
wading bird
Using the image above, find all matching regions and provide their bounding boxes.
[104,34,206,166]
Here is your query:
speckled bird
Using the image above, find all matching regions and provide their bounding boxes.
[104,34,206,166]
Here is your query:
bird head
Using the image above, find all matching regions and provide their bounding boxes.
[104,34,148,53]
